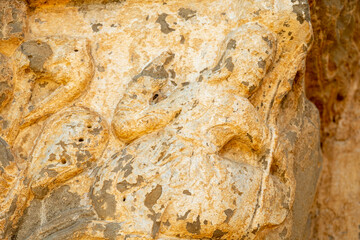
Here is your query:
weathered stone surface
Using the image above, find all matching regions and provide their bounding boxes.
[0,0,26,56]
[306,0,360,239]
[0,0,322,239]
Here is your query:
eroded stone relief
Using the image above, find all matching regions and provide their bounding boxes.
[0,0,321,239]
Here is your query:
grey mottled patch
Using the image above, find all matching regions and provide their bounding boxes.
[2,120,9,129]
[122,161,133,178]
[212,40,236,73]
[224,209,234,224]
[279,227,288,238]
[144,184,162,210]
[259,155,268,169]
[27,105,34,111]
[163,219,171,227]
[89,125,103,136]
[183,190,191,195]
[7,8,23,34]
[2,194,19,238]
[20,41,53,72]
[8,195,18,218]
[0,11,3,38]
[116,175,144,193]
[242,81,249,86]
[212,229,227,239]
[72,0,125,7]
[34,18,45,24]
[9,21,22,34]
[44,185,82,221]
[186,215,201,234]
[97,65,105,72]
[281,198,290,210]
[76,150,91,162]
[38,81,49,88]
[151,220,161,239]
[156,13,175,34]
[93,223,106,232]
[104,222,121,239]
[133,53,174,81]
[258,58,266,69]
[169,69,176,79]
[246,133,253,143]
[0,91,7,107]
[14,199,42,240]
[39,168,58,178]
[180,35,185,44]
[302,44,308,52]
[91,180,116,219]
[92,23,103,32]
[231,184,243,196]
[225,57,234,72]
[291,0,311,24]
[286,131,298,145]
[178,8,197,20]
[212,54,225,73]
[249,85,256,93]
[112,153,133,173]
[0,137,14,168]
[0,54,14,108]
[254,9,261,16]
[262,36,273,48]
[31,185,50,199]
[227,39,236,50]
[177,210,191,220]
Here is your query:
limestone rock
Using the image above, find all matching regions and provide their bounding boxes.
[0,0,321,239]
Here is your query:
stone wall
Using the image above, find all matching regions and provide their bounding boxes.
[306,0,360,239]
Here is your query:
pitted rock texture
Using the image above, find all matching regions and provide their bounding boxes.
[306,0,360,239]
[0,0,321,239]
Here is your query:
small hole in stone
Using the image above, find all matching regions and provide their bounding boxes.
[74,49,78,52]
[78,138,84,142]
[87,125,92,128]
[153,94,159,101]
[28,55,33,59]
[123,197,126,202]
[336,93,344,101]
[61,159,67,164]
[270,162,279,174]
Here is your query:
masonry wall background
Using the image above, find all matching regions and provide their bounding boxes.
[306,0,360,239]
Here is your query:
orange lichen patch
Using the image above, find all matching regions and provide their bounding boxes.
[27,0,71,9]
[0,38,23,56]
[27,0,126,9]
